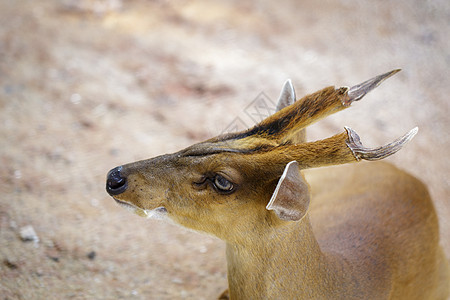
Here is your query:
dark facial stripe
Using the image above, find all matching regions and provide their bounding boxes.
[179,142,275,157]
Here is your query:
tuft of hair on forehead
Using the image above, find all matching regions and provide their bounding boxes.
[180,136,279,157]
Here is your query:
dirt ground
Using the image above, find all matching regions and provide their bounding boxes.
[0,0,449,299]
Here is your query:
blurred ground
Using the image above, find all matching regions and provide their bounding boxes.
[0,0,449,299]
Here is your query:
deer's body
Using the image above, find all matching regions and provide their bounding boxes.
[225,162,448,299]
[310,163,448,299]
[106,70,449,299]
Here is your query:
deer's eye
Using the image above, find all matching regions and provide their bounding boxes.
[213,175,235,193]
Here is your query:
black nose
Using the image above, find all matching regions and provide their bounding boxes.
[106,166,127,196]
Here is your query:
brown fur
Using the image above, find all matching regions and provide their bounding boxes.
[107,76,449,299]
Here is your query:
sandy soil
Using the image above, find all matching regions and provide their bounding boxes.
[1,0,449,299]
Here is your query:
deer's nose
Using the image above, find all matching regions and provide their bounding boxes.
[106,166,127,196]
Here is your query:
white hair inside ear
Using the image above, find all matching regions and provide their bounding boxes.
[266,161,310,221]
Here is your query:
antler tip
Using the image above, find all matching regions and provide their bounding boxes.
[345,125,417,161]
[403,126,418,144]
[344,69,402,105]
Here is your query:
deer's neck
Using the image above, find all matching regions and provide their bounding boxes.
[225,215,349,299]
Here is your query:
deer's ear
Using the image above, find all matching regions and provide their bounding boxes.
[275,79,296,112]
[274,80,306,143]
[266,161,310,221]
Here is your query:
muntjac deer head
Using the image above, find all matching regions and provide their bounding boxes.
[106,69,416,243]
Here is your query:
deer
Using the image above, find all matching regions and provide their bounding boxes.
[106,70,449,299]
